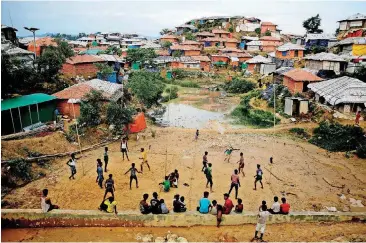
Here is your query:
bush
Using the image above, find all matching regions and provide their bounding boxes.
[224,78,255,93]
[8,159,32,181]
[309,121,366,152]
[161,86,179,102]
[289,128,310,139]
[356,141,366,158]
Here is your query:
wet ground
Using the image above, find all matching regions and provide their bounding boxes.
[2,222,366,242]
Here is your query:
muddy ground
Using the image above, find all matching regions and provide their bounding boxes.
[2,125,366,212]
[2,222,366,242]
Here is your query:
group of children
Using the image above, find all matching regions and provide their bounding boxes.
[139,192,171,214]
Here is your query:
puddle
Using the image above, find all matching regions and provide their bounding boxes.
[151,103,227,129]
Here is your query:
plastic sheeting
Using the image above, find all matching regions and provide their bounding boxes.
[127,112,147,133]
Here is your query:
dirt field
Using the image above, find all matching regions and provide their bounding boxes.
[2,222,366,242]
[2,125,366,212]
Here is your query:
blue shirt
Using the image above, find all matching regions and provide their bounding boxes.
[97,166,103,178]
[199,198,211,213]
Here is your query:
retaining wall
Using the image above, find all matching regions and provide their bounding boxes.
[2,209,366,228]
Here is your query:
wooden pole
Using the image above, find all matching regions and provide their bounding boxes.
[9,109,16,134]
[71,101,84,176]
[36,103,40,122]
[28,105,33,125]
[18,107,23,131]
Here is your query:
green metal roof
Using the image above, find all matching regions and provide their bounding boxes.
[1,93,56,111]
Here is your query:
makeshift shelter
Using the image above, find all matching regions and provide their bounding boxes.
[284,97,309,116]
[275,43,305,59]
[1,93,56,135]
[127,112,147,133]
[304,52,347,75]
[307,76,366,113]
[282,69,323,93]
[245,55,272,73]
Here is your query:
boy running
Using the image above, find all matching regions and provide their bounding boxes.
[224,146,239,163]
[254,164,264,190]
[124,163,142,189]
[103,174,115,200]
[237,152,245,176]
[139,145,151,172]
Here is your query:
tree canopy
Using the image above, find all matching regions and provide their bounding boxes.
[303,14,323,33]
[79,90,104,126]
[106,102,135,132]
[126,48,157,66]
[160,28,170,36]
[127,71,165,108]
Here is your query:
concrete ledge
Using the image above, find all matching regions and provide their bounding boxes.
[2,209,366,228]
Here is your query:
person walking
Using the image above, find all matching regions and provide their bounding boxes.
[228,169,241,199]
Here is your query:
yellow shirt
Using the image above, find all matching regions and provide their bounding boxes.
[104,200,117,213]
[141,151,148,162]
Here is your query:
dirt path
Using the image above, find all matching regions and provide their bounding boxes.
[2,126,366,212]
[2,222,366,242]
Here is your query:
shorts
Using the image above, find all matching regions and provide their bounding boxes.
[255,176,262,181]
[256,223,266,233]
[104,157,109,163]
[130,175,137,180]
[203,161,207,166]
[70,166,76,174]
[141,160,148,165]
[121,148,127,153]
[105,188,113,193]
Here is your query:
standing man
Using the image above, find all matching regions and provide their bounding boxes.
[139,145,151,172]
[103,174,115,200]
[202,151,208,172]
[205,163,213,192]
[228,169,241,199]
[254,164,264,190]
[254,204,270,241]
[237,152,245,176]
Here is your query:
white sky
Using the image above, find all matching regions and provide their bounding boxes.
[1,1,365,37]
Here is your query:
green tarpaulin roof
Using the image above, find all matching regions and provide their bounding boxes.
[1,93,56,111]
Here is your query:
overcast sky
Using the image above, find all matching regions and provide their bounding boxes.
[2,1,365,37]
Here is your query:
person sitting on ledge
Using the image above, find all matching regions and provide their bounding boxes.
[197,191,211,214]
[140,193,151,214]
[99,197,118,215]
[234,198,243,213]
[280,197,290,215]
[268,196,280,214]
[41,189,59,213]
[160,199,169,214]
[173,194,186,213]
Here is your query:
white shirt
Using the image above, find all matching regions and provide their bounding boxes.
[121,142,127,149]
[41,197,50,213]
[271,202,281,213]
[69,159,76,167]
[258,211,270,224]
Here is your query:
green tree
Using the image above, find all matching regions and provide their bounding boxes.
[223,78,255,93]
[228,26,234,33]
[160,28,170,36]
[303,14,323,33]
[126,48,157,67]
[55,39,75,59]
[127,71,165,108]
[37,46,64,82]
[255,28,261,35]
[79,90,104,126]
[106,102,135,132]
[95,63,114,80]
[264,30,271,36]
[161,41,172,49]
[184,32,196,41]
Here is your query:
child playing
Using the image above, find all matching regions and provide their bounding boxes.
[254,164,264,190]
[254,204,269,241]
[224,146,239,163]
[159,176,171,192]
[210,200,218,215]
[104,147,109,172]
[216,204,223,227]
[139,145,151,172]
[124,163,142,190]
[195,129,199,140]
[234,198,243,213]
[96,161,104,189]
[237,152,245,176]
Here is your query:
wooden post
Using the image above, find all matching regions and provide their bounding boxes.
[36,103,40,122]
[9,109,16,133]
[28,105,33,125]
[71,101,84,176]
[18,107,23,130]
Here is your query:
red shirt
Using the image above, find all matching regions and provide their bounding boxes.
[280,203,290,213]
[223,199,234,214]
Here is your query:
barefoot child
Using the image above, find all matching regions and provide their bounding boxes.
[124,163,142,189]
[159,176,171,192]
[234,198,243,213]
[237,152,245,176]
[139,145,151,172]
[195,129,199,140]
[254,164,264,190]
[104,147,109,172]
[202,151,208,172]
[66,153,78,180]
[205,163,213,192]
[121,138,129,161]
[216,204,223,227]
[254,204,269,241]
[224,146,239,163]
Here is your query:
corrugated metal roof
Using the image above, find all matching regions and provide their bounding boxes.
[260,36,281,41]
[277,42,305,51]
[337,37,366,45]
[305,33,335,41]
[170,45,201,51]
[274,67,294,75]
[304,52,346,62]
[160,35,179,40]
[246,40,262,46]
[241,36,259,41]
[2,93,56,111]
[65,55,105,64]
[245,55,272,64]
[153,56,199,63]
[212,29,230,34]
[338,13,366,22]
[308,76,366,105]
[191,56,211,62]
[196,31,215,37]
[261,21,277,26]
